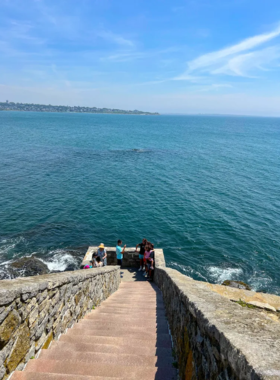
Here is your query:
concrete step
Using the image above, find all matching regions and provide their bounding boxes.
[60,332,172,348]
[24,359,176,379]
[11,372,124,380]
[75,320,169,333]
[67,327,170,340]
[40,348,173,368]
[51,340,172,357]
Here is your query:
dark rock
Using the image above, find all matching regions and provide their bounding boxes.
[63,264,77,272]
[222,280,251,291]
[11,256,49,277]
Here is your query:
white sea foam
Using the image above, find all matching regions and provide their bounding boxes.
[39,250,79,272]
[170,261,208,282]
[248,272,273,292]
[0,236,26,256]
[207,266,243,284]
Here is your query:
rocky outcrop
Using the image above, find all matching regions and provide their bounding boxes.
[10,257,49,277]
[222,280,251,290]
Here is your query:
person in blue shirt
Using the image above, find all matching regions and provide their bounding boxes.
[116,240,126,268]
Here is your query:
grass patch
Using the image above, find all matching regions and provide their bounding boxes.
[235,299,257,309]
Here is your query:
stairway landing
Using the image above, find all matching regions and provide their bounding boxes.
[11,281,176,380]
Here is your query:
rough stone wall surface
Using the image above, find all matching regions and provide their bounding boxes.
[0,266,120,380]
[154,253,280,380]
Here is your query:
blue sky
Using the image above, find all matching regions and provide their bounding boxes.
[1,0,280,115]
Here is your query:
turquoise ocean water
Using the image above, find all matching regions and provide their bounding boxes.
[0,111,279,294]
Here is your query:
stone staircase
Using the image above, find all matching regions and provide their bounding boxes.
[11,282,176,380]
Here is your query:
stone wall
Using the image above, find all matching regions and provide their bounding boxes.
[81,246,142,268]
[0,266,120,380]
[154,251,280,380]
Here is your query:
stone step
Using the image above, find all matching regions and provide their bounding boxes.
[108,295,162,300]
[75,319,169,332]
[98,303,165,310]
[40,348,173,368]
[69,325,158,339]
[95,307,165,315]
[24,359,175,379]
[92,309,166,317]
[11,372,125,380]
[50,340,172,357]
[103,298,160,303]
[66,327,170,340]
[84,313,158,322]
[107,292,159,295]
[61,332,172,348]
[101,301,164,306]
[120,282,158,284]
[108,293,161,297]
[117,285,158,289]
[109,295,160,299]
[114,291,160,296]
[116,284,158,288]
[79,315,168,326]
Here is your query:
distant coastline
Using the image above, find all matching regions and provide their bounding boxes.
[0,101,159,115]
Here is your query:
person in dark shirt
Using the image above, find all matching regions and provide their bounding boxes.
[135,238,147,271]
[147,244,155,281]
[148,251,155,281]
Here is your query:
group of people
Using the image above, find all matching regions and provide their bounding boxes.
[117,238,155,280]
[83,243,107,269]
[84,240,155,281]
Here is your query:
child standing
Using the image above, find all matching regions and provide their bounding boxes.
[143,244,152,277]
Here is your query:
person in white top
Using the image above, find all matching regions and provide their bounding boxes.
[94,256,103,267]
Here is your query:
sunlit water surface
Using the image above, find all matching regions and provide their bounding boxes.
[0,112,279,294]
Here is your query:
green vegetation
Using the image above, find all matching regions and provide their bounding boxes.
[235,299,257,309]
[0,101,159,115]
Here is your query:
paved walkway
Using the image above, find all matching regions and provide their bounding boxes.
[120,267,147,282]
[11,275,175,380]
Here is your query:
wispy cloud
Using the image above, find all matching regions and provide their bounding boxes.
[176,24,280,79]
[212,46,280,77]
[98,31,134,47]
[100,46,181,62]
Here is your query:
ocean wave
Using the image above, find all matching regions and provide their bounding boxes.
[38,249,80,272]
[207,266,243,284]
[169,261,208,282]
[248,272,273,293]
